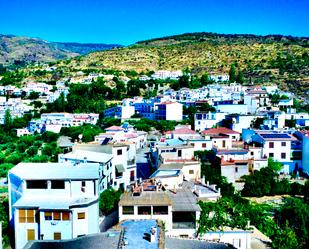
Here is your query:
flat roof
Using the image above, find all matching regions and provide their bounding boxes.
[167,189,201,212]
[61,150,113,163]
[9,163,100,180]
[13,196,97,209]
[159,162,200,170]
[119,191,172,206]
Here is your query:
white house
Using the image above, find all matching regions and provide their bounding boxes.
[154,102,183,121]
[254,132,298,173]
[8,163,100,249]
[164,125,201,140]
[118,177,220,238]
[194,112,227,131]
[64,143,137,190]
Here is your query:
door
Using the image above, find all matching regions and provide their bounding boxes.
[222,140,226,148]
[54,232,61,240]
[27,229,35,241]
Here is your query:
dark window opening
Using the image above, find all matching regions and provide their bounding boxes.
[122,206,134,215]
[153,206,168,215]
[51,180,65,189]
[27,180,47,189]
[138,206,151,215]
[172,211,196,229]
[178,150,182,157]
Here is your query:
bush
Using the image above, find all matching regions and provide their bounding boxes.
[99,188,122,215]
[0,163,14,177]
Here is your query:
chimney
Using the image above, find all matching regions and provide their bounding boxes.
[201,176,205,185]
[207,181,209,186]
[218,188,221,194]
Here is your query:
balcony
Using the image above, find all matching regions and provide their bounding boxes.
[172,222,195,229]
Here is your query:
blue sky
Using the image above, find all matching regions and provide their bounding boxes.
[0,0,308,45]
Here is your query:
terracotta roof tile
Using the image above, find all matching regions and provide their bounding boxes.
[202,127,240,135]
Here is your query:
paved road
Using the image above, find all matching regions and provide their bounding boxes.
[100,210,119,232]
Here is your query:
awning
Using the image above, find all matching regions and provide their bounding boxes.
[115,164,125,173]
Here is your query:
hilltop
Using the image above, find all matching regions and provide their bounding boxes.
[61,32,309,95]
[0,34,121,66]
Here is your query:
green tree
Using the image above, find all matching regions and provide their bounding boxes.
[0,163,14,177]
[99,188,122,215]
[275,197,309,247]
[229,64,236,83]
[12,116,28,129]
[28,91,40,100]
[3,109,12,131]
[200,73,211,86]
[272,223,299,249]
[236,70,244,83]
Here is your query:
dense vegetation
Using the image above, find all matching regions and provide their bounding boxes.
[241,158,305,197]
[196,150,309,248]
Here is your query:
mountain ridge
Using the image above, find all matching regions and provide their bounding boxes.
[0,34,122,66]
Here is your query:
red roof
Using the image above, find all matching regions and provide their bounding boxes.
[124,133,138,138]
[157,101,178,105]
[165,127,197,135]
[105,126,124,131]
[202,127,239,135]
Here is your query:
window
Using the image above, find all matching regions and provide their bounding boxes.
[130,170,135,182]
[19,209,35,223]
[222,140,226,148]
[138,206,151,215]
[153,206,168,215]
[269,142,274,148]
[117,149,122,155]
[189,170,194,174]
[78,212,85,219]
[178,150,182,157]
[26,180,47,189]
[62,212,70,221]
[281,142,286,147]
[122,206,134,215]
[269,153,274,158]
[45,212,52,220]
[81,181,86,192]
[251,151,254,156]
[53,212,61,220]
[51,180,65,189]
[235,167,238,173]
[27,229,35,241]
[19,209,26,223]
[54,232,61,240]
[281,153,286,159]
[202,143,206,148]
[27,210,35,223]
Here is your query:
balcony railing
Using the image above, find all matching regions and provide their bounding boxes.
[172,222,195,229]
